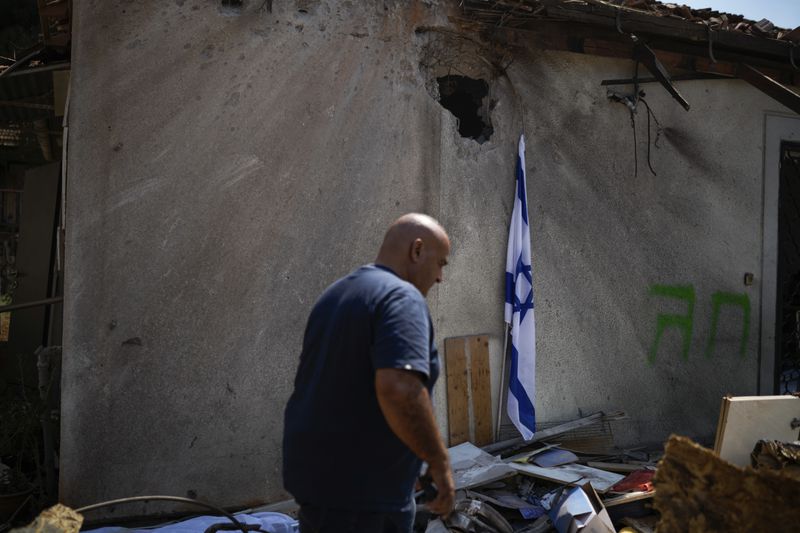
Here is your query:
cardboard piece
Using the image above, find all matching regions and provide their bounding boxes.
[449,442,516,490]
[714,395,800,467]
[549,483,616,533]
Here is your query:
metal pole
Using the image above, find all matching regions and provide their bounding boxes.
[494,322,510,442]
[4,61,70,79]
[0,47,43,81]
[0,296,63,313]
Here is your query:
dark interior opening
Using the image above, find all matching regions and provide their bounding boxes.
[436,75,493,144]
[776,141,800,394]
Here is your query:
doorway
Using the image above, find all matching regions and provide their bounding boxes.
[777,142,800,394]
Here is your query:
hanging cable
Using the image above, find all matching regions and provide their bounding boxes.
[75,496,250,533]
[630,109,638,178]
[639,97,662,176]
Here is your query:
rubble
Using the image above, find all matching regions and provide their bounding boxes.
[10,504,83,533]
[420,394,799,531]
[418,410,662,532]
[750,440,800,480]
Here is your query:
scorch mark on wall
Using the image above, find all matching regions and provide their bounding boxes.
[647,284,751,363]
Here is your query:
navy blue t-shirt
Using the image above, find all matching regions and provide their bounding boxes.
[282,264,440,511]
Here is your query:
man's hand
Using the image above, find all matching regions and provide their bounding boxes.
[424,458,455,517]
[375,368,455,517]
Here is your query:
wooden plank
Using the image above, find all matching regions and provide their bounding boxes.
[468,335,492,446]
[445,337,469,446]
[586,461,650,473]
[713,395,800,467]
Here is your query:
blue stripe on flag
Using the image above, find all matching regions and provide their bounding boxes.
[516,155,528,225]
[505,272,514,305]
[509,344,536,433]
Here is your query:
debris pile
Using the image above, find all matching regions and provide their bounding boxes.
[416,411,662,532]
[418,394,800,532]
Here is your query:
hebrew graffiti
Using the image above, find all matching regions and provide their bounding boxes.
[648,284,695,363]
[705,291,751,359]
[648,284,751,363]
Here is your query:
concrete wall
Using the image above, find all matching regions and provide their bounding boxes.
[61,0,797,511]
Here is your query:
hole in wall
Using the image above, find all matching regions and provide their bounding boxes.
[436,75,494,144]
[219,0,243,15]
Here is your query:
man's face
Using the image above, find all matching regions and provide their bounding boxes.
[409,234,450,296]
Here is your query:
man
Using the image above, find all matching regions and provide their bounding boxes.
[283,213,455,533]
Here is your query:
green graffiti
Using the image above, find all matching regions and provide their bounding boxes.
[704,291,751,359]
[648,284,695,364]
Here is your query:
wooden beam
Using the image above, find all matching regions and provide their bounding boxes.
[738,64,800,115]
[487,21,800,85]
[634,39,691,110]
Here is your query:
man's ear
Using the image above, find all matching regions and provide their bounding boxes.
[409,238,423,263]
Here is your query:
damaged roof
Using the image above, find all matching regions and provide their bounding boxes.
[460,0,800,47]
[459,0,800,114]
[613,0,798,40]
[459,1,800,76]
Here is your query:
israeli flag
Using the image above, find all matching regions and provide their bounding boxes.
[504,134,536,440]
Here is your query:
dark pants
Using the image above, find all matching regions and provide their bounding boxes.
[298,503,415,533]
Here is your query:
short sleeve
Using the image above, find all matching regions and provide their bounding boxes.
[371,287,431,378]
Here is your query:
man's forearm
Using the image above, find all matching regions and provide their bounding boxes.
[375,368,448,465]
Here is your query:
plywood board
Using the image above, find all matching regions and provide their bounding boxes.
[511,462,624,493]
[713,395,800,467]
[445,337,469,446]
[469,335,492,446]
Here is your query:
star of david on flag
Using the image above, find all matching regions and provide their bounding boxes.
[504,134,537,440]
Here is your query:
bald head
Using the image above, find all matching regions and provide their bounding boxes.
[376,213,450,296]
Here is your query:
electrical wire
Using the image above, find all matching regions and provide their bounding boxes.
[630,109,637,178]
[639,97,662,176]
